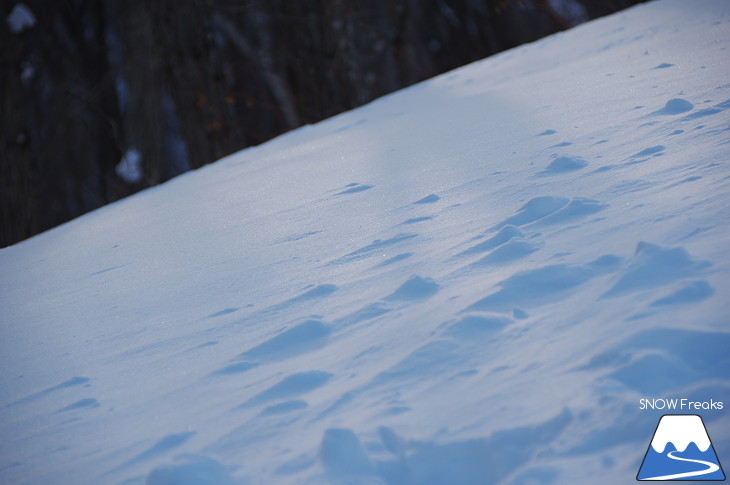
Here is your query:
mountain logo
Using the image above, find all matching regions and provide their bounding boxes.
[637,414,725,481]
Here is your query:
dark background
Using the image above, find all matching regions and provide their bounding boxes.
[1,0,645,247]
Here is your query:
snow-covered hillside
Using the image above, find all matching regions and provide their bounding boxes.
[2,1,729,484]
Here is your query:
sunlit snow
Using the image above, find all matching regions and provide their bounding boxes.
[1,1,729,484]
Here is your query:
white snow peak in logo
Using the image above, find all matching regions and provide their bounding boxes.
[637,414,725,481]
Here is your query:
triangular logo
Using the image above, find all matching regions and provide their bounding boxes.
[637,414,725,481]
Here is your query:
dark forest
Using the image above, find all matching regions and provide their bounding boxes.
[1,0,644,247]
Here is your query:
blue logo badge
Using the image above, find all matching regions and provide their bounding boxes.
[637,414,725,481]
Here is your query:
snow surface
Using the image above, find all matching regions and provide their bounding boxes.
[2,1,730,484]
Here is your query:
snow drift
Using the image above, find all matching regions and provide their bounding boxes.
[1,0,729,484]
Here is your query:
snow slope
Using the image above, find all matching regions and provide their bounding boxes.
[2,1,730,484]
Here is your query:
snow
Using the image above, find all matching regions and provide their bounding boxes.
[116,148,144,184]
[6,3,35,33]
[2,0,730,484]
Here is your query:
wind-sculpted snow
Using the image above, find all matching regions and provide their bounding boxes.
[384,275,440,301]
[443,315,512,341]
[650,280,714,307]
[538,156,589,176]
[236,371,333,409]
[492,196,570,229]
[235,320,332,363]
[1,1,730,484]
[602,242,711,298]
[466,255,623,312]
[315,410,573,485]
[468,239,541,267]
[526,198,607,227]
[652,98,695,116]
[331,234,418,265]
[337,183,374,195]
[457,225,525,257]
[57,398,100,412]
[680,98,730,120]
[118,432,197,469]
[588,329,730,395]
[7,376,90,407]
[146,455,236,485]
[629,145,665,160]
[413,194,441,205]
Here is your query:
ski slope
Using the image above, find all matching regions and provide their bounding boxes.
[2,1,730,484]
